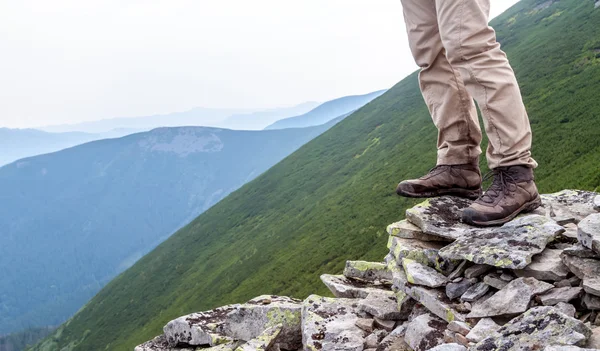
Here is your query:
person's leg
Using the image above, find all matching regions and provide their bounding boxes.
[396,0,482,199]
[434,0,540,225]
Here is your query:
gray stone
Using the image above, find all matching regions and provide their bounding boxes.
[468,277,553,318]
[387,236,457,274]
[359,289,410,320]
[394,269,467,323]
[447,261,468,280]
[439,215,564,269]
[563,223,580,240]
[355,318,374,333]
[402,258,447,288]
[595,195,600,211]
[447,321,471,336]
[461,282,490,302]
[583,294,600,310]
[301,295,364,351]
[514,249,571,281]
[405,196,474,240]
[473,307,592,351]
[555,279,573,288]
[555,302,577,318]
[320,274,386,299]
[374,317,396,332]
[446,278,476,300]
[163,296,302,349]
[135,334,226,351]
[587,327,600,349]
[466,318,501,343]
[235,324,281,351]
[464,264,493,279]
[563,245,600,259]
[538,287,583,305]
[404,313,447,351]
[483,274,508,290]
[579,213,600,254]
[365,331,387,349]
[538,190,599,224]
[343,261,393,283]
[387,219,450,242]
[376,325,411,351]
[428,344,467,351]
[561,254,600,297]
[500,273,514,281]
[545,347,600,351]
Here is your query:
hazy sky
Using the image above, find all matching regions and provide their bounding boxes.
[0,0,520,128]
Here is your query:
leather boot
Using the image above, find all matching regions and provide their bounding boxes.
[462,165,541,226]
[396,163,483,199]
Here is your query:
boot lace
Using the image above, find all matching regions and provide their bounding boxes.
[425,165,464,178]
[479,168,518,204]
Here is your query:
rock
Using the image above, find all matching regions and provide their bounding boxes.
[447,321,471,336]
[562,223,580,240]
[561,255,600,297]
[135,334,226,351]
[538,190,598,224]
[500,273,514,281]
[545,347,599,351]
[468,277,553,318]
[483,274,508,290]
[387,219,450,242]
[461,282,490,302]
[446,278,476,300]
[404,313,447,351]
[320,274,386,299]
[447,261,468,280]
[374,317,396,332]
[583,294,600,310]
[537,287,583,305]
[355,318,374,333]
[402,258,447,288]
[301,295,365,351]
[554,302,577,317]
[555,279,573,288]
[439,215,564,269]
[445,329,457,343]
[455,333,470,347]
[343,261,393,283]
[579,213,600,254]
[365,332,379,348]
[387,236,457,274]
[514,248,571,281]
[359,289,413,320]
[428,344,467,351]
[394,269,467,322]
[466,318,501,343]
[163,296,302,349]
[473,306,592,351]
[235,324,281,351]
[595,195,600,211]
[464,264,493,279]
[405,196,474,240]
[563,244,600,259]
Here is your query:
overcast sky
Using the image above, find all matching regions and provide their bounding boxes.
[0,0,520,129]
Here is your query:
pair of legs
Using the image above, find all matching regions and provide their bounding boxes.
[397,0,540,226]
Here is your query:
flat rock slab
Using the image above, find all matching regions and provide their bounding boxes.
[538,287,583,306]
[388,236,458,275]
[320,274,387,299]
[301,295,364,351]
[578,213,600,254]
[163,296,302,349]
[429,344,467,351]
[561,255,600,297]
[514,248,571,281]
[343,261,393,283]
[468,277,553,318]
[358,289,412,320]
[405,196,473,240]
[472,306,592,351]
[562,245,600,259]
[135,334,227,351]
[537,190,599,225]
[439,215,564,269]
[235,324,281,351]
[595,195,600,211]
[404,313,447,351]
[402,258,447,288]
[461,282,490,302]
[387,220,451,242]
[466,318,501,343]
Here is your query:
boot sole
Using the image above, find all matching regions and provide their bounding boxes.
[463,195,542,227]
[396,187,483,200]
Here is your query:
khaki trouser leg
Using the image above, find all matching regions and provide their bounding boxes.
[434,0,537,169]
[401,0,482,166]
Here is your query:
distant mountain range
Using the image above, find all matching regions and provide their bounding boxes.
[264,90,386,130]
[0,128,140,167]
[0,118,345,335]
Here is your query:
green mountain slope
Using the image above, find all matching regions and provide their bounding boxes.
[35,0,600,350]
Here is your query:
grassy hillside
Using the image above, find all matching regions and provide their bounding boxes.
[35,0,600,350]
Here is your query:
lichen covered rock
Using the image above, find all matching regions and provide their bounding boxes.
[405,196,473,240]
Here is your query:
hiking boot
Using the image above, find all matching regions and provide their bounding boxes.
[462,165,541,226]
[396,163,483,199]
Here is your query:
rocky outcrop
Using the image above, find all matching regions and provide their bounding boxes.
[136,190,600,351]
